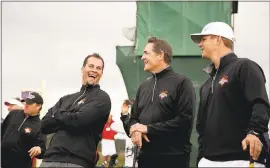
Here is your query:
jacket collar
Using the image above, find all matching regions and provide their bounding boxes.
[152,66,173,79]
[203,53,238,76]
[80,84,100,92]
[23,111,40,118]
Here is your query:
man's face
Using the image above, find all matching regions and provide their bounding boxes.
[24,103,40,116]
[141,43,162,72]
[198,35,218,59]
[81,57,103,85]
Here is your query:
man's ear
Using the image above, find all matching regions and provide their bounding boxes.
[36,104,41,110]
[158,51,165,61]
[217,36,222,44]
[81,67,84,74]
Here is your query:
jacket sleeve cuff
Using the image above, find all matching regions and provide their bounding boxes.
[147,125,153,135]
[247,129,260,137]
[120,113,129,120]
[53,109,68,122]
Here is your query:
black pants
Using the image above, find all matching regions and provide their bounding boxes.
[138,154,190,168]
[1,154,31,168]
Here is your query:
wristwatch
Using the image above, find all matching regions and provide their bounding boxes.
[247,130,260,137]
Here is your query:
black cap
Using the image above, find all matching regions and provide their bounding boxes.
[25,92,43,105]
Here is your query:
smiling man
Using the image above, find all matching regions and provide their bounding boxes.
[191,22,270,167]
[128,37,196,168]
[1,92,46,168]
[40,53,111,168]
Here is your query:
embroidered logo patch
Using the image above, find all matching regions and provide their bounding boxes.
[219,75,229,87]
[78,98,87,105]
[25,127,32,133]
[27,93,35,99]
[159,90,168,100]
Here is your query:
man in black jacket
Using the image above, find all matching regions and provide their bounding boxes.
[128,37,196,168]
[120,99,136,168]
[1,92,46,168]
[190,22,270,167]
[40,53,111,168]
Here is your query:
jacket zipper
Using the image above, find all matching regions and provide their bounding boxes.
[211,68,219,94]
[71,86,87,107]
[151,74,157,102]
[17,116,28,131]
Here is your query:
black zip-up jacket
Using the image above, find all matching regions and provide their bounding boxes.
[129,66,196,157]
[41,84,111,168]
[1,110,46,168]
[196,53,270,165]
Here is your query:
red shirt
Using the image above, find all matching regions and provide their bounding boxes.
[102,120,117,140]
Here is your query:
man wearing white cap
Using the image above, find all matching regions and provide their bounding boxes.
[190,22,270,167]
[4,97,25,112]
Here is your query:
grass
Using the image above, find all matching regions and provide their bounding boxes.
[96,151,125,167]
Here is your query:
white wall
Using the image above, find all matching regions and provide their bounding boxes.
[233,2,270,136]
[234,2,270,96]
[2,2,137,120]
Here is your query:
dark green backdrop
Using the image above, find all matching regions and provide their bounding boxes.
[135,1,232,56]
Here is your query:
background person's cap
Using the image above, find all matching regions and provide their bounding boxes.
[25,92,43,105]
[190,22,235,43]
[4,98,25,108]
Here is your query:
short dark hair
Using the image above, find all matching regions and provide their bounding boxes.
[147,37,173,64]
[82,53,104,70]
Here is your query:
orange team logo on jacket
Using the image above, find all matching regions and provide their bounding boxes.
[78,98,87,105]
[219,75,229,87]
[159,90,168,100]
[25,127,32,133]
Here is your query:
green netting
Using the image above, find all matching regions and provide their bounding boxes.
[116,45,210,167]
[135,2,232,56]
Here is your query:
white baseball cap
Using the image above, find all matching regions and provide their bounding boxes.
[190,22,235,43]
[4,98,25,108]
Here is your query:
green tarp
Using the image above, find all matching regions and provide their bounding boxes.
[135,2,232,56]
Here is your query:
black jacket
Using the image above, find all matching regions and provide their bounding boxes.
[41,84,111,168]
[1,110,46,168]
[196,53,270,164]
[120,113,130,136]
[129,66,196,157]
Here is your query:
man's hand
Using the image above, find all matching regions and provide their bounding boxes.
[131,131,150,148]
[28,146,41,159]
[131,131,143,147]
[121,104,129,115]
[242,134,263,160]
[130,123,148,135]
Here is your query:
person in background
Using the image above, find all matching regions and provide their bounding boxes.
[2,97,26,123]
[4,97,25,112]
[190,21,270,167]
[119,99,136,168]
[101,114,117,166]
[1,92,46,168]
